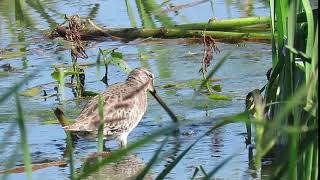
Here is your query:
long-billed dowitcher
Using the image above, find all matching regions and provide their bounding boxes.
[64,67,177,147]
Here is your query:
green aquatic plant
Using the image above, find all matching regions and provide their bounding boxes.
[98,48,131,85]
[245,0,318,179]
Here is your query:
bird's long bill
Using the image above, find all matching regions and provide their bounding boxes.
[149,90,178,123]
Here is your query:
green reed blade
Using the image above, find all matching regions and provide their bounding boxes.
[88,3,100,20]
[125,0,137,27]
[66,131,75,179]
[98,94,104,152]
[135,0,156,28]
[15,93,32,180]
[311,142,318,180]
[270,129,318,180]
[191,166,200,180]
[305,144,314,180]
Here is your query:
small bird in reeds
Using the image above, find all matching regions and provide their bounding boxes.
[55,67,177,147]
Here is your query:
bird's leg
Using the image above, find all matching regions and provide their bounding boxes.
[102,139,111,152]
[118,133,129,148]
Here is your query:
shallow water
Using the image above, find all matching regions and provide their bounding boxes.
[0,0,272,179]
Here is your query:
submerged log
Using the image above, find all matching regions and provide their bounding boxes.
[49,25,272,43]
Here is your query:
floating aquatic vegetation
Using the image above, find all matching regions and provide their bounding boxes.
[19,87,41,97]
[208,93,232,101]
[0,51,26,60]
[98,48,131,85]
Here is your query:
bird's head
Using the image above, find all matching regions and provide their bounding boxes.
[127,67,156,93]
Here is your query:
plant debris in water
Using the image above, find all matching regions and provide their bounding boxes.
[60,15,88,60]
[199,35,220,73]
[0,63,16,72]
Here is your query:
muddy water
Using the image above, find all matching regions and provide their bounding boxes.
[0,0,272,179]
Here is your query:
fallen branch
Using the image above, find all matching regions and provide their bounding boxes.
[49,25,271,43]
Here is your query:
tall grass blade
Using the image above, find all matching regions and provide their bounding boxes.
[125,0,137,27]
[191,165,209,179]
[191,166,200,180]
[97,94,104,152]
[261,71,318,157]
[135,0,156,28]
[270,129,318,180]
[15,93,32,180]
[66,130,75,179]
[88,3,100,20]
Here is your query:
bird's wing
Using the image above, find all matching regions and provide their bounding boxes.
[64,83,145,133]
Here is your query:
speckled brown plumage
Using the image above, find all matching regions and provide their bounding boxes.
[65,67,155,147]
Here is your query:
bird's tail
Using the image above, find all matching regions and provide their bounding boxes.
[54,107,95,138]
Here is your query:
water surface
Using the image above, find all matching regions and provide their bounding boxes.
[0,0,272,179]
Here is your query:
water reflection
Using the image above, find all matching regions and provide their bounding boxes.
[236,0,254,17]
[210,128,223,155]
[82,153,152,180]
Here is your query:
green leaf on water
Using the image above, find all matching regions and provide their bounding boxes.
[139,52,153,60]
[165,89,177,95]
[42,120,60,125]
[0,51,26,60]
[212,84,222,92]
[0,71,9,77]
[20,87,41,97]
[163,83,177,88]
[52,38,72,48]
[51,68,84,81]
[110,51,123,59]
[82,91,99,97]
[208,93,232,101]
[109,57,131,74]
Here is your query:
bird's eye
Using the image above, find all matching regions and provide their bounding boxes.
[148,74,154,79]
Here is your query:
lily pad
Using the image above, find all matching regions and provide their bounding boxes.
[109,57,131,74]
[20,87,41,97]
[0,71,9,77]
[165,89,177,95]
[163,83,177,88]
[208,93,232,101]
[0,51,26,60]
[42,120,60,125]
[139,53,153,60]
[212,84,222,92]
